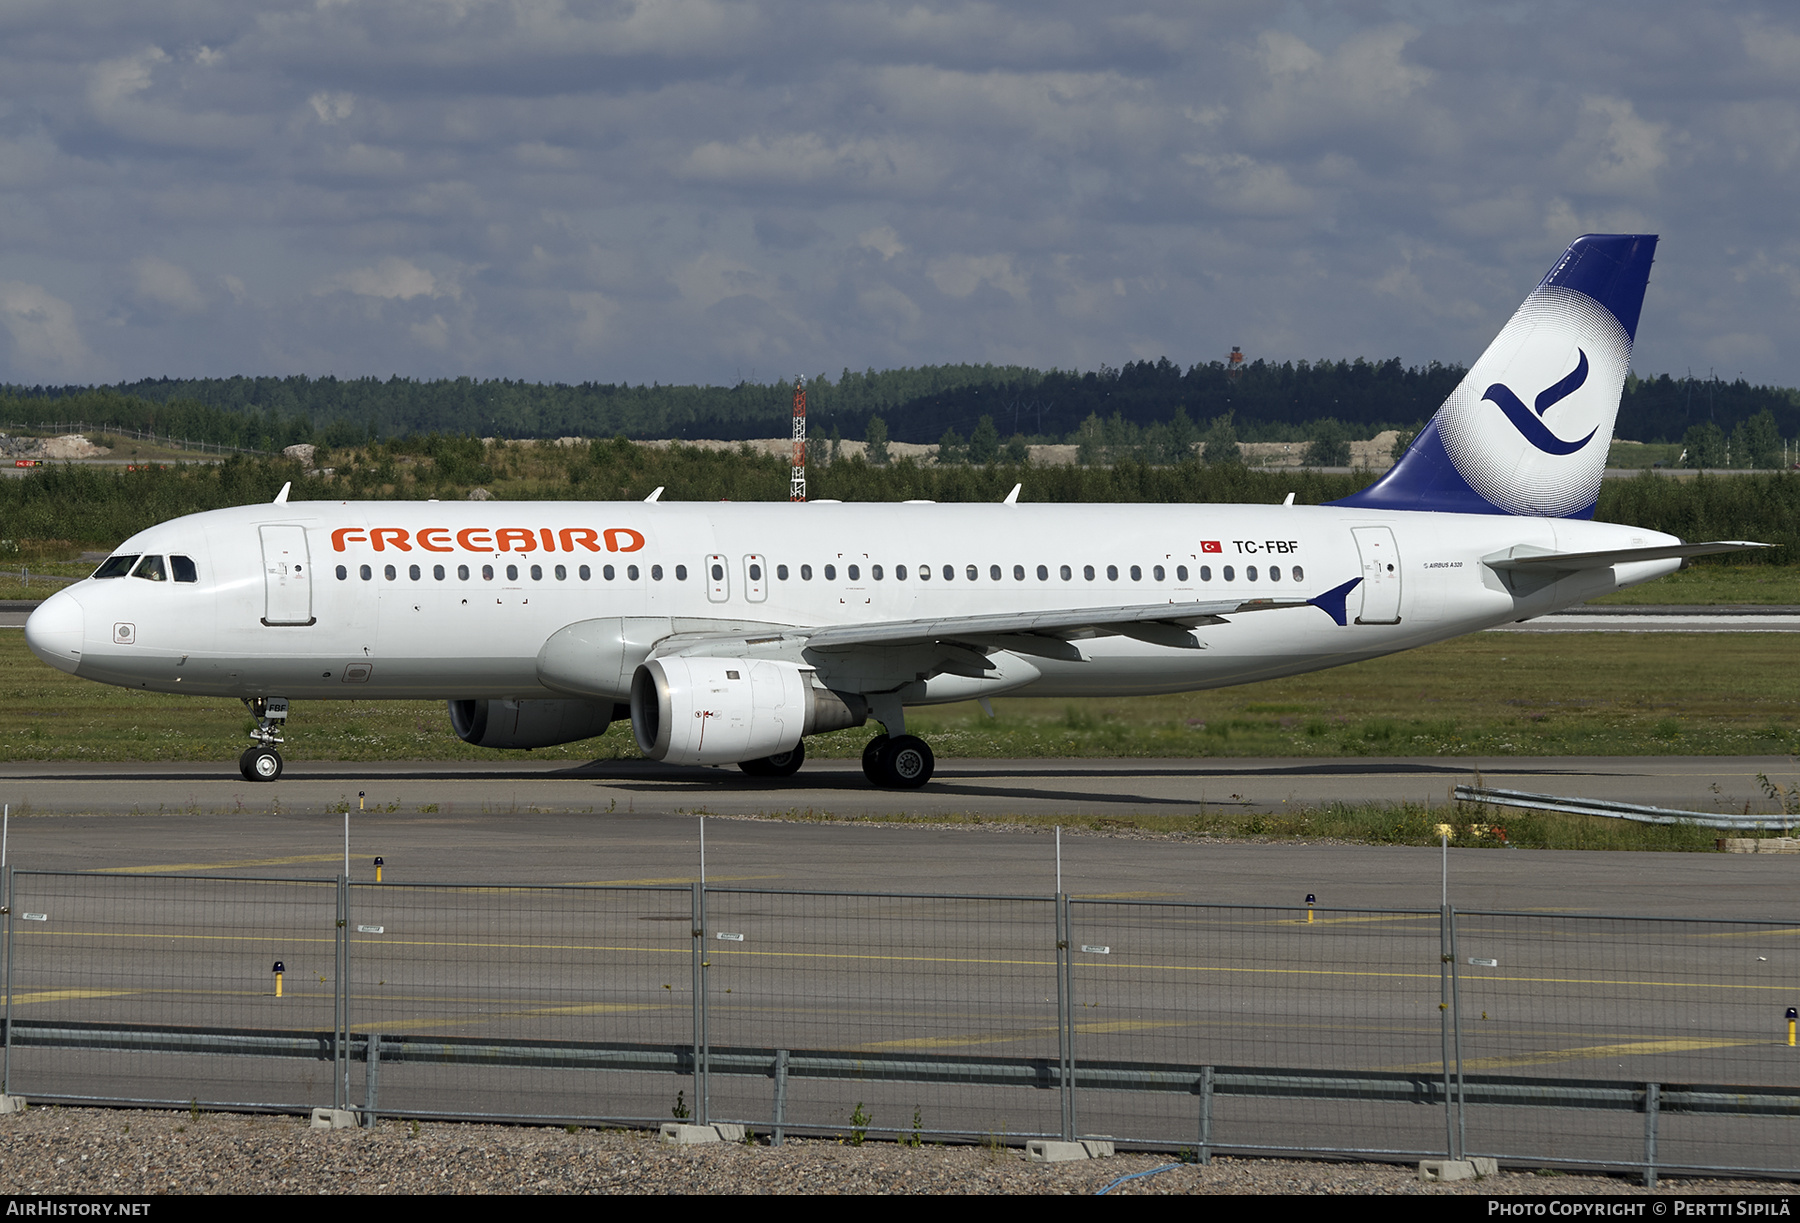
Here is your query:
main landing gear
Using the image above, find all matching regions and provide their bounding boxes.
[240,696,288,782]
[861,733,935,790]
[739,741,807,778]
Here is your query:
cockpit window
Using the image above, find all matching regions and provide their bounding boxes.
[171,555,198,583]
[131,555,167,582]
[93,554,140,579]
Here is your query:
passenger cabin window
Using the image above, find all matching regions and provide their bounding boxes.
[336,565,348,581]
[675,564,688,580]
[1154,565,1165,582]
[131,555,166,581]
[93,554,140,579]
[800,565,812,580]
[409,564,421,580]
[627,564,640,580]
[990,565,1002,580]
[1130,565,1142,581]
[1176,565,1188,581]
[1104,564,1115,581]
[872,565,883,580]
[824,564,836,580]
[776,564,789,580]
[360,564,373,581]
[1292,565,1304,582]
[458,564,471,580]
[171,556,198,582]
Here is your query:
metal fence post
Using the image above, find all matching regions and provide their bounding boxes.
[1644,1082,1660,1189]
[1439,902,1455,1159]
[691,880,708,1126]
[336,874,349,1112]
[1449,905,1466,1160]
[2,865,12,1098]
[1057,893,1073,1142]
[1197,1065,1214,1165]
[772,1049,789,1146]
[364,1034,382,1128]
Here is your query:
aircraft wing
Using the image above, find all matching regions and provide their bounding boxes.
[800,597,1307,652]
[649,581,1362,665]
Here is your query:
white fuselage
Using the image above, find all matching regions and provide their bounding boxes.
[26,498,1679,705]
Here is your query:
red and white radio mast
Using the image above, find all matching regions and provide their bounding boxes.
[790,375,807,502]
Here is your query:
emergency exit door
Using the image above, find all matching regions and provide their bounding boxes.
[1351,526,1401,624]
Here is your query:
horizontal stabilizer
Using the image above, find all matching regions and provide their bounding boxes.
[1482,541,1771,572]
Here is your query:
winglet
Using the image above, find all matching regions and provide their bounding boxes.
[1003,483,1022,505]
[273,481,291,505]
[644,486,664,503]
[1308,577,1363,627]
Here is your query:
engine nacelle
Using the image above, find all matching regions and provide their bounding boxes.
[631,657,865,765]
[448,698,618,750]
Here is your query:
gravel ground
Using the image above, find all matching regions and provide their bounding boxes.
[1,1108,1794,1195]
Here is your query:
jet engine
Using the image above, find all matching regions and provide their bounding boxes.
[448,698,620,750]
[630,657,865,766]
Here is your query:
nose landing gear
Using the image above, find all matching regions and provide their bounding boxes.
[240,696,288,782]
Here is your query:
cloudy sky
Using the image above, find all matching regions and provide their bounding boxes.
[2,1,1797,390]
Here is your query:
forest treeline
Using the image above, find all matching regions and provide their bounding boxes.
[2,440,1793,562]
[6,358,1797,452]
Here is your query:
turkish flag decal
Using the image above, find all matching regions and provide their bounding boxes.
[1200,540,1223,553]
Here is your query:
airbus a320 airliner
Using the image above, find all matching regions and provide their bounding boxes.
[23,235,1761,788]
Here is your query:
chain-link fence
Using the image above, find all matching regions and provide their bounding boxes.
[3,867,1796,1181]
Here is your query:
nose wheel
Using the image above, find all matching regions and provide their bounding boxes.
[239,745,283,782]
[862,734,934,789]
[240,696,289,783]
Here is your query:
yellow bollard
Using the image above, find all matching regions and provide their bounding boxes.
[358,790,366,812]
[374,856,384,883]
[1788,1007,1796,1047]
[273,960,285,998]
[1305,893,1315,924]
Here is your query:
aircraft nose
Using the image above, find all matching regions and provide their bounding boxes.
[24,588,84,674]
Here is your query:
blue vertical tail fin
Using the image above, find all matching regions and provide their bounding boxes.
[1329,234,1657,518]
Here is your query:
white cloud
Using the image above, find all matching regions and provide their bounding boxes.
[87,47,167,115]
[309,92,356,124]
[0,282,96,379]
[858,226,905,260]
[928,254,1030,301]
[327,258,455,301]
[132,257,207,313]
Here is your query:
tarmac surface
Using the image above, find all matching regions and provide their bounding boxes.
[0,754,1795,916]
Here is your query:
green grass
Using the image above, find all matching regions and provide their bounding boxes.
[739,803,1735,852]
[2,631,1795,764]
